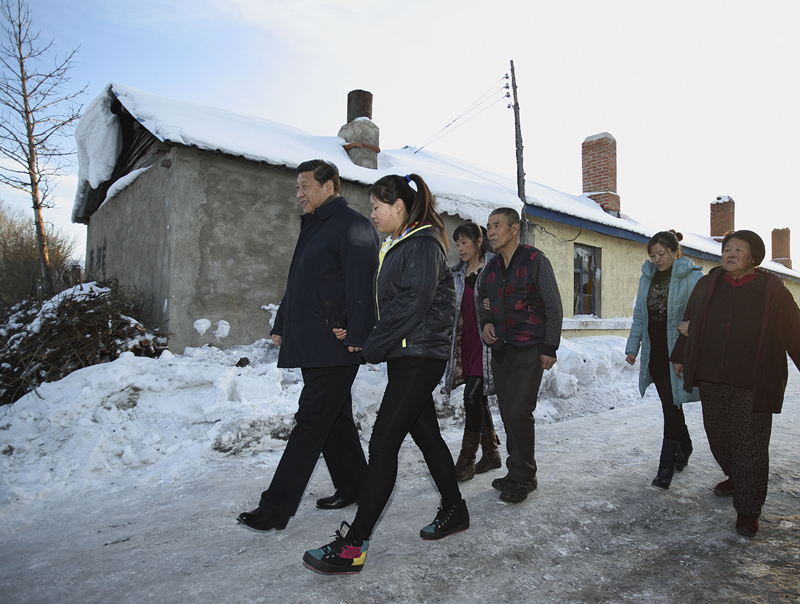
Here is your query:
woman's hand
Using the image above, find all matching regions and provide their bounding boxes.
[483,298,490,311]
[677,321,689,337]
[271,334,282,346]
[333,328,361,353]
[672,363,684,377]
[625,354,636,366]
[482,324,498,345]
[540,355,556,370]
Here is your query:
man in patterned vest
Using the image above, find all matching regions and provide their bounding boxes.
[477,207,563,503]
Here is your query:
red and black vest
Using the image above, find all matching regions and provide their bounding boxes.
[485,245,547,350]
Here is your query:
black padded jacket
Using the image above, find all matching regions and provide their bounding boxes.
[361,225,455,364]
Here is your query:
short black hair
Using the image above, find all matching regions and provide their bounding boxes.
[296,159,340,194]
[721,230,766,266]
[489,207,520,227]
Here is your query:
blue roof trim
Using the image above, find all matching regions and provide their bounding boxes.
[524,204,721,262]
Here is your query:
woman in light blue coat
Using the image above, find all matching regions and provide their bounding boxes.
[625,230,702,490]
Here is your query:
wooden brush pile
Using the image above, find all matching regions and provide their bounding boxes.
[0,279,168,406]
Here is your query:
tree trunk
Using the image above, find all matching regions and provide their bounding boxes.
[31,179,53,295]
[15,12,53,295]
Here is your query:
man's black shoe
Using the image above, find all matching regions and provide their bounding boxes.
[492,475,512,492]
[499,478,537,504]
[316,495,359,510]
[236,507,290,531]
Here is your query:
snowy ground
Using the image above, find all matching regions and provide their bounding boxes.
[1,337,798,603]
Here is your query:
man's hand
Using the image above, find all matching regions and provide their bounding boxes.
[540,355,556,371]
[625,354,636,366]
[482,324,498,345]
[332,328,347,341]
[348,346,361,353]
[483,298,490,311]
[271,334,282,346]
[672,363,684,377]
[677,321,690,337]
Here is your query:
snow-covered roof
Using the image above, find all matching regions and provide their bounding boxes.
[73,83,800,281]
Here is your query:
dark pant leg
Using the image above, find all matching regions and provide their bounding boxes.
[409,388,462,508]
[728,387,772,516]
[259,364,363,516]
[649,356,685,441]
[492,346,544,484]
[351,358,450,539]
[463,376,486,432]
[322,386,368,499]
[701,382,772,515]
[700,382,733,477]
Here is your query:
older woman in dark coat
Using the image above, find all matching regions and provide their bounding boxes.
[671,230,800,536]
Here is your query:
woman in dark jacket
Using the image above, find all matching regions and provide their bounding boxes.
[671,230,800,536]
[443,223,501,481]
[304,174,466,575]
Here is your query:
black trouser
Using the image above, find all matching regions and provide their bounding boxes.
[492,345,544,484]
[649,347,686,441]
[700,382,772,516]
[351,357,461,539]
[463,375,492,433]
[259,364,367,517]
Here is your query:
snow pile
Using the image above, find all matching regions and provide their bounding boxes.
[2,283,110,343]
[0,335,644,504]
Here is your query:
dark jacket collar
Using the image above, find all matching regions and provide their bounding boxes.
[314,195,346,220]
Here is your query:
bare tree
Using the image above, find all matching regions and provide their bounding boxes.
[0,0,85,294]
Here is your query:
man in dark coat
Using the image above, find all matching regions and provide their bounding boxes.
[477,207,563,504]
[237,159,379,531]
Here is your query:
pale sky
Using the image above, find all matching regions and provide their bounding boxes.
[4,0,799,263]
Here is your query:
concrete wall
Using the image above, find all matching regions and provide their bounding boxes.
[85,153,176,335]
[87,148,319,352]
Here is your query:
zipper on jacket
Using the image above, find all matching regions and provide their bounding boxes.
[375,224,434,321]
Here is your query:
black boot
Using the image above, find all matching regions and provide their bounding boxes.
[651,439,680,490]
[674,427,693,472]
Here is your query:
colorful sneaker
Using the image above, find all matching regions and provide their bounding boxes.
[499,478,537,503]
[420,499,470,540]
[303,522,369,575]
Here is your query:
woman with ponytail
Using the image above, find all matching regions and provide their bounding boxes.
[625,230,703,490]
[304,174,467,575]
[443,222,502,481]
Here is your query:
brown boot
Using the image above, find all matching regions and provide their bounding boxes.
[454,430,481,482]
[475,426,502,474]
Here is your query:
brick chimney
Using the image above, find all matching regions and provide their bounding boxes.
[582,132,620,217]
[710,195,735,241]
[338,90,380,169]
[772,227,792,269]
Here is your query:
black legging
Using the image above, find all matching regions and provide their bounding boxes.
[351,357,462,540]
[649,349,686,441]
[463,375,492,433]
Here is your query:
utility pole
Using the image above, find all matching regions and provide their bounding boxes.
[509,60,528,243]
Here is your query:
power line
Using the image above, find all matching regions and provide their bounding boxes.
[409,74,511,154]
[413,93,510,153]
